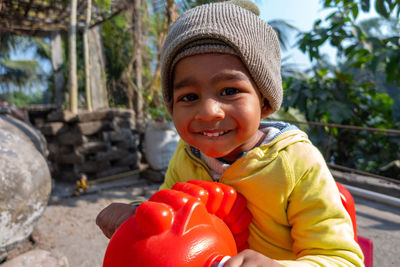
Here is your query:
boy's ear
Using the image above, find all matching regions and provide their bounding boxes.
[260,98,273,118]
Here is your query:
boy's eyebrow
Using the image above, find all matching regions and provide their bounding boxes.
[173,77,197,91]
[210,71,250,84]
[173,71,250,91]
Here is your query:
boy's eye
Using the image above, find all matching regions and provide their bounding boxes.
[221,87,240,96]
[179,93,198,102]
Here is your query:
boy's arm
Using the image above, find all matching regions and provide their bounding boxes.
[278,143,364,266]
[96,202,137,238]
[96,140,187,238]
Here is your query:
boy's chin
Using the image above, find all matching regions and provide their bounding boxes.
[203,150,235,160]
[201,150,227,159]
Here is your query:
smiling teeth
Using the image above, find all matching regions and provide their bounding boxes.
[201,131,227,137]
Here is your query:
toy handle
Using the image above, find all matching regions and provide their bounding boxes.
[172,180,252,252]
[212,256,231,267]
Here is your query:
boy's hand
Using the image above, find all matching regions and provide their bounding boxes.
[224,249,282,267]
[96,203,136,239]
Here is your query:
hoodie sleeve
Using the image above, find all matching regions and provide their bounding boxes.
[277,141,364,267]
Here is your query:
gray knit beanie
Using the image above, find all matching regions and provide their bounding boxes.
[161,0,282,115]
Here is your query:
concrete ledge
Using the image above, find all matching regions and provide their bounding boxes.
[332,169,400,199]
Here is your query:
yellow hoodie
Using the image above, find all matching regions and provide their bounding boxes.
[160,125,364,266]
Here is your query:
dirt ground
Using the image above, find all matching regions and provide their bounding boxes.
[34,175,160,267]
[25,175,400,267]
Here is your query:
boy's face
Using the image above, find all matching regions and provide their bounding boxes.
[172,53,271,162]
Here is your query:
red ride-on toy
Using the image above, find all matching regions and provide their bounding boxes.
[103,181,372,266]
[103,180,252,267]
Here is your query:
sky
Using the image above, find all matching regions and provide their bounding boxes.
[259,0,378,70]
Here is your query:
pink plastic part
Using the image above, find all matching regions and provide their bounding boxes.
[358,236,373,267]
[103,188,237,267]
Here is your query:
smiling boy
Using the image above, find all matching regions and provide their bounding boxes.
[172,53,271,162]
[97,1,364,266]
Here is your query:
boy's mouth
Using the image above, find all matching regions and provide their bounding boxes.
[200,130,230,137]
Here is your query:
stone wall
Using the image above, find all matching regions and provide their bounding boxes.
[34,108,141,182]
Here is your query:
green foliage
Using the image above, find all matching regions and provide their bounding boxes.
[3,91,45,107]
[0,34,51,102]
[0,59,42,89]
[291,0,400,178]
[283,69,399,175]
[94,0,111,9]
[299,0,400,81]
[102,14,132,81]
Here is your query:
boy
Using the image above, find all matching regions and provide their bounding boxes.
[96,1,364,266]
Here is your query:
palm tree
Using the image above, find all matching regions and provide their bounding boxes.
[0,34,47,96]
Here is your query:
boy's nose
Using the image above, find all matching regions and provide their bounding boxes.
[195,98,224,121]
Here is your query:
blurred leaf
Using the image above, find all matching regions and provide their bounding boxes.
[375,0,390,18]
[361,0,371,12]
[352,5,359,19]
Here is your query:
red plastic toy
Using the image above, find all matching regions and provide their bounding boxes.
[336,182,374,267]
[103,181,371,267]
[174,180,252,251]
[103,180,252,267]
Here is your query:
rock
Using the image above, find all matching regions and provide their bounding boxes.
[103,129,133,142]
[39,122,69,136]
[77,121,110,136]
[76,141,108,154]
[0,115,48,157]
[77,109,113,122]
[0,129,51,259]
[47,143,73,161]
[111,117,135,131]
[56,152,85,165]
[1,249,69,267]
[57,133,87,146]
[114,152,139,167]
[109,108,135,119]
[96,148,129,161]
[47,110,77,123]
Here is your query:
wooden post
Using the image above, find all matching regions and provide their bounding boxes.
[50,31,65,109]
[68,0,78,113]
[89,26,109,110]
[84,0,93,111]
[133,0,143,125]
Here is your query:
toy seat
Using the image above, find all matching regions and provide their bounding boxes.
[336,183,373,267]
